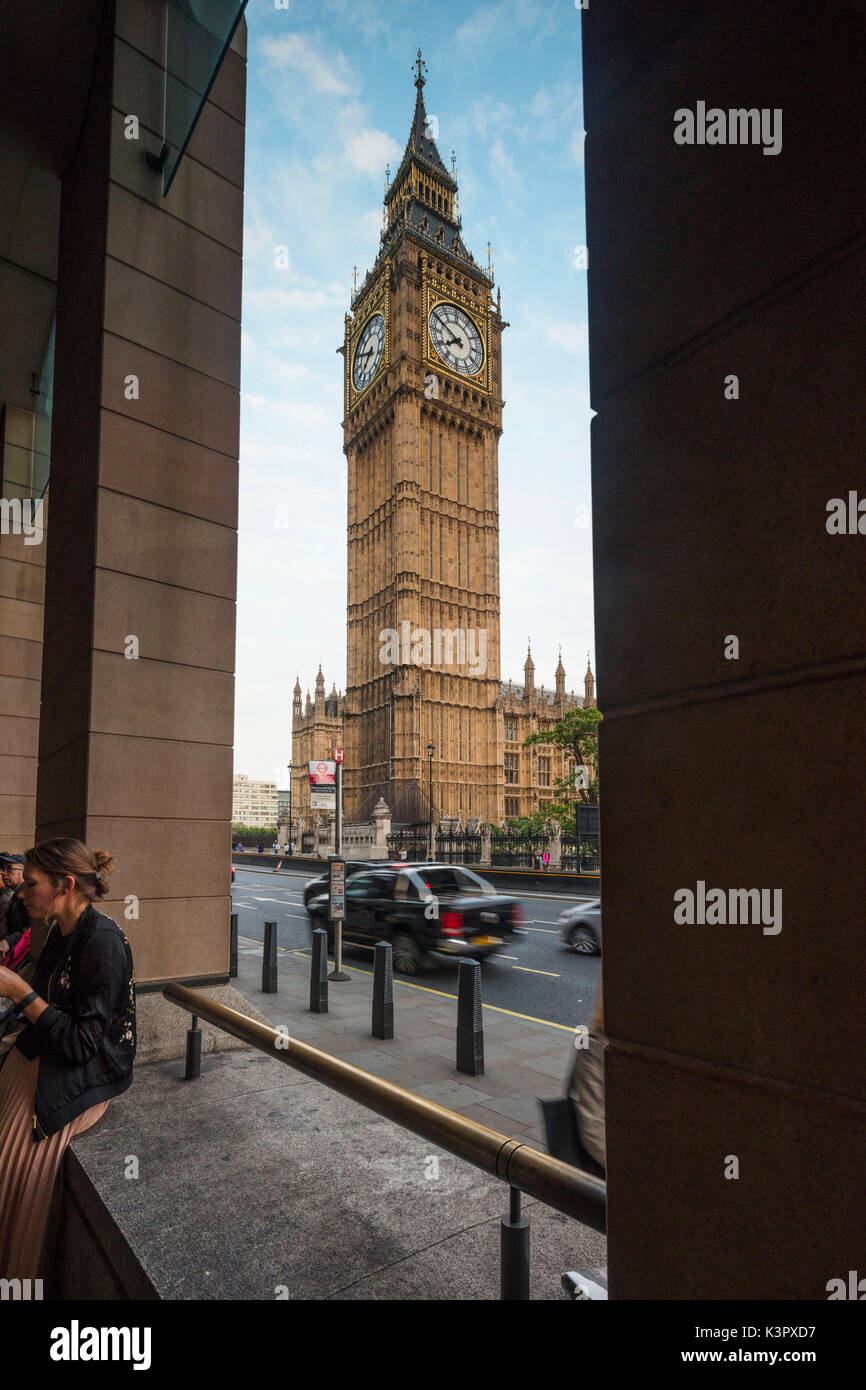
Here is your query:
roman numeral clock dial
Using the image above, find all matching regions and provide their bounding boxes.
[352,312,385,392]
[428,302,484,377]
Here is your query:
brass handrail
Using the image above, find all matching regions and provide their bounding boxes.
[163,981,605,1232]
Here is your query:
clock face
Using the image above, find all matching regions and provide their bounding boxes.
[428,302,484,376]
[352,313,385,391]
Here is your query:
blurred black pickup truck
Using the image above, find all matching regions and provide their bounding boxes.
[305,863,524,974]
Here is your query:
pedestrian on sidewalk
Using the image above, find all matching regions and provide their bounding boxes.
[0,839,136,1283]
[568,984,606,1173]
[0,854,28,957]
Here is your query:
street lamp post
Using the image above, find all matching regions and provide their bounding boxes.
[426,741,435,860]
[287,761,293,856]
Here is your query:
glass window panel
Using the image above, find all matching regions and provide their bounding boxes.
[162,0,249,195]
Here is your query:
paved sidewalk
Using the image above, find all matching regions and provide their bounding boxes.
[66,931,606,1300]
[232,932,578,1150]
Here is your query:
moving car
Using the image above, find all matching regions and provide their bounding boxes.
[558,898,602,955]
[302,860,369,907]
[302,859,498,908]
[306,863,524,974]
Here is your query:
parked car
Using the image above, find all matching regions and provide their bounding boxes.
[306,864,524,974]
[558,898,602,955]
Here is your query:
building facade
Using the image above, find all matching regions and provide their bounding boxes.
[0,0,246,988]
[292,650,595,828]
[340,53,505,826]
[232,774,278,828]
[290,667,343,826]
[291,54,596,830]
[501,650,596,820]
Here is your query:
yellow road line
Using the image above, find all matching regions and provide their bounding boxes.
[513,965,560,977]
[239,934,306,955]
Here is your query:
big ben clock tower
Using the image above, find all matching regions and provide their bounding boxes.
[341,50,506,827]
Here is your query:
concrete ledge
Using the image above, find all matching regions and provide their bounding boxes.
[134,985,272,1064]
[60,1049,606,1300]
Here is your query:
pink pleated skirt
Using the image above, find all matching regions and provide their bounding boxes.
[0,1046,108,1280]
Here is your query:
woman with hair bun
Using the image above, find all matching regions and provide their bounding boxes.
[0,838,135,1281]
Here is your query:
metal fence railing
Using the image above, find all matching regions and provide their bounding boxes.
[387,827,430,860]
[436,832,483,865]
[561,837,601,873]
[490,831,550,868]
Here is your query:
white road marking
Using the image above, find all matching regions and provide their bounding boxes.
[236,901,311,923]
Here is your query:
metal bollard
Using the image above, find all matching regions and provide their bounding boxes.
[229,912,238,979]
[184,1014,202,1080]
[310,927,329,1014]
[500,1185,530,1300]
[372,940,394,1039]
[262,921,278,993]
[456,957,484,1076]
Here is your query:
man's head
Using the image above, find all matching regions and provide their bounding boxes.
[0,854,25,888]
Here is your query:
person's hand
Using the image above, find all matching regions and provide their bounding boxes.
[0,966,30,1002]
[0,939,9,958]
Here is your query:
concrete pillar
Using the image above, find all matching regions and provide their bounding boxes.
[583,2,866,1297]
[547,820,561,872]
[372,795,391,858]
[36,0,245,987]
[0,427,46,853]
[479,822,491,867]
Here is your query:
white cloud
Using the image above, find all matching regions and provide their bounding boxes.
[343,127,402,175]
[245,285,345,316]
[454,5,504,48]
[545,321,588,355]
[259,33,354,96]
[490,137,520,188]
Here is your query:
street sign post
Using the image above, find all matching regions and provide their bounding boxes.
[328,854,349,981]
[335,763,342,854]
[332,748,344,855]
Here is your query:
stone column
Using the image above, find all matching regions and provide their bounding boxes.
[35,3,246,998]
[583,1,866,1298]
[371,796,390,859]
[479,822,492,867]
[547,820,561,871]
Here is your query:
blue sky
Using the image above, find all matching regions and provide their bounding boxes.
[235,0,592,786]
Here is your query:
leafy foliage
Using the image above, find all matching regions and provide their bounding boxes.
[523,705,602,805]
[232,823,279,841]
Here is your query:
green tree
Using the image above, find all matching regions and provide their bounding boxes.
[523,705,602,805]
[492,812,549,837]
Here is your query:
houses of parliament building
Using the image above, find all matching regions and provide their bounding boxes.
[292,52,596,830]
